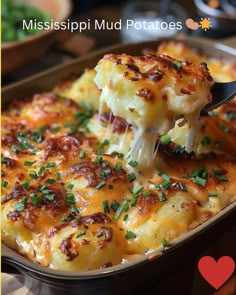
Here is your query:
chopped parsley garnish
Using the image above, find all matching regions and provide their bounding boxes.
[64,123,77,135]
[75,102,93,132]
[113,201,128,220]
[96,181,106,190]
[201,135,211,146]
[1,180,8,188]
[158,172,170,181]
[22,179,30,189]
[32,129,45,143]
[158,192,167,202]
[29,171,38,179]
[160,134,171,145]
[15,197,28,211]
[71,206,79,214]
[67,193,75,205]
[38,166,46,175]
[46,162,55,168]
[125,231,136,239]
[216,175,228,182]
[24,160,36,166]
[193,176,206,187]
[56,172,61,180]
[128,172,136,183]
[61,216,67,222]
[97,232,103,238]
[114,162,124,171]
[96,139,110,155]
[219,122,229,132]
[173,60,182,69]
[102,200,110,213]
[104,169,111,175]
[11,145,19,153]
[161,238,168,248]
[76,230,86,239]
[123,213,129,221]
[177,182,187,192]
[208,192,218,197]
[45,194,55,201]
[133,186,144,195]
[102,161,109,167]
[29,193,42,205]
[67,183,74,190]
[161,179,172,190]
[213,169,224,176]
[45,178,55,184]
[51,126,61,133]
[110,200,120,211]
[128,160,138,168]
[79,150,86,159]
[224,112,236,121]
[95,156,102,165]
[143,190,152,196]
[117,153,124,158]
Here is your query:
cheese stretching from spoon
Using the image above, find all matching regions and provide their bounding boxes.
[94,53,214,173]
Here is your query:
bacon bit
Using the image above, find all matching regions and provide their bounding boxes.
[207,92,213,102]
[180,88,191,95]
[60,235,79,261]
[136,88,153,101]
[162,94,168,101]
[187,84,196,92]
[7,210,21,221]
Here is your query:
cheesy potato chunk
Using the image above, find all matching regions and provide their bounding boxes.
[95,53,214,171]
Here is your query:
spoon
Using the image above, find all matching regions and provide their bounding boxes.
[203,81,236,112]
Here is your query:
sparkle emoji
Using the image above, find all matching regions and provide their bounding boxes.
[199,18,212,31]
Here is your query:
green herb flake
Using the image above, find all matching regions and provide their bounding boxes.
[24,160,36,166]
[29,193,42,206]
[201,135,211,146]
[133,186,144,195]
[38,166,46,175]
[32,130,45,143]
[29,171,38,180]
[22,179,30,189]
[60,216,67,222]
[108,184,113,190]
[56,172,61,180]
[173,60,182,69]
[216,175,228,182]
[117,153,124,158]
[46,162,55,168]
[177,182,187,192]
[113,201,128,220]
[110,200,120,212]
[95,156,103,165]
[79,150,86,159]
[128,160,138,168]
[76,230,86,239]
[208,192,218,197]
[128,172,136,183]
[15,197,28,211]
[67,193,75,205]
[194,176,206,187]
[160,134,171,145]
[161,238,168,248]
[45,178,55,184]
[125,231,136,239]
[96,181,106,190]
[67,183,74,190]
[1,180,8,188]
[143,190,152,196]
[123,213,129,221]
[102,200,110,213]
[158,192,167,202]
[161,179,172,190]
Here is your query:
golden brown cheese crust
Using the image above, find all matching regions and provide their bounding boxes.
[1,42,236,272]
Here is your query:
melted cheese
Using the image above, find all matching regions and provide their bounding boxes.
[94,53,213,172]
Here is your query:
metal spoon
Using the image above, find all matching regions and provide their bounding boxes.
[203,81,236,112]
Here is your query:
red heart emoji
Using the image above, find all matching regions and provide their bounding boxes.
[198,256,235,289]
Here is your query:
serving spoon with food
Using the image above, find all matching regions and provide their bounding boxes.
[204,81,236,112]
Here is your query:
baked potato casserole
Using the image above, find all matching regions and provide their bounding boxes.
[2,41,236,271]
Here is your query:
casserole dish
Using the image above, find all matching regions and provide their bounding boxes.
[2,34,236,295]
